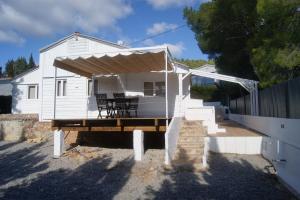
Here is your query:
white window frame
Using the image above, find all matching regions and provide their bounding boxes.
[155,81,165,97]
[87,79,93,96]
[56,79,67,97]
[144,82,154,96]
[143,81,165,97]
[27,84,38,99]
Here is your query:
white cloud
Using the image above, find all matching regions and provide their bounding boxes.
[147,22,178,36]
[146,0,195,9]
[142,38,185,57]
[164,42,185,57]
[0,30,24,45]
[142,38,156,46]
[0,0,132,44]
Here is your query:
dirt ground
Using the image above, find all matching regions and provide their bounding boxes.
[0,138,296,200]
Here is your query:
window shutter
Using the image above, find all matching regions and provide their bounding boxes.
[94,79,99,94]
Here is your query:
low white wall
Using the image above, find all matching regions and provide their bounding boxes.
[165,117,182,165]
[185,105,221,134]
[230,114,300,196]
[208,136,262,154]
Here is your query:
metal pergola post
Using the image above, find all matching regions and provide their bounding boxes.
[53,67,57,119]
[165,49,169,127]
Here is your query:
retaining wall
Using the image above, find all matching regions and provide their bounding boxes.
[229,114,300,196]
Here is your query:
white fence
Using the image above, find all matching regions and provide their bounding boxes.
[230,114,300,196]
[164,117,182,165]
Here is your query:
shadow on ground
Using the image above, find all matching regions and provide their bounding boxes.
[145,151,295,200]
[1,154,134,200]
[0,142,48,186]
[0,140,296,200]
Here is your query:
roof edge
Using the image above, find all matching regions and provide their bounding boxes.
[39,32,127,53]
[11,66,39,81]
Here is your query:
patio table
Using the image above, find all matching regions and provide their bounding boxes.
[103,97,136,118]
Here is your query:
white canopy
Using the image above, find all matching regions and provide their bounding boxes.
[53,45,173,78]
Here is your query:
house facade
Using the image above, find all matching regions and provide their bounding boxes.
[12,33,192,121]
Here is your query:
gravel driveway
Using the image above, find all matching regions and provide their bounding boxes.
[0,139,296,200]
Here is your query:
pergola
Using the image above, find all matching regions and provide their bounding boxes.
[188,65,259,115]
[53,45,174,125]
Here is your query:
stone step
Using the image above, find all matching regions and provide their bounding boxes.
[178,137,204,142]
[174,150,203,160]
[177,143,204,149]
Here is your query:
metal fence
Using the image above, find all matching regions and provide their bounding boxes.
[0,96,12,114]
[230,77,300,119]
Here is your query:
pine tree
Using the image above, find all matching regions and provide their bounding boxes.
[28,53,36,69]
[5,60,15,78]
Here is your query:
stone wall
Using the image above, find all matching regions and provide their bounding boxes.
[0,114,51,141]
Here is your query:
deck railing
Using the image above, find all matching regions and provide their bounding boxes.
[164,117,182,165]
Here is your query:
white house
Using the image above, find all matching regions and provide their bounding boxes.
[11,32,259,132]
[11,33,192,121]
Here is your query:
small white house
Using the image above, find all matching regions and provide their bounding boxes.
[11,33,192,121]
[11,32,258,132]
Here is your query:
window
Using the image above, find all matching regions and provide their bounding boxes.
[28,85,38,99]
[57,80,67,96]
[144,82,154,96]
[87,80,92,96]
[143,81,165,97]
[94,79,99,94]
[155,82,165,97]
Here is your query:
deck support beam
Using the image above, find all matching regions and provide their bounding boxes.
[53,129,64,158]
[133,130,144,161]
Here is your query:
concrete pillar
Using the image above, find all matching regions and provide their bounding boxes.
[133,130,144,161]
[53,130,64,158]
[203,137,209,168]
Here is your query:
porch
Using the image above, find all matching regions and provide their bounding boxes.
[51,118,171,132]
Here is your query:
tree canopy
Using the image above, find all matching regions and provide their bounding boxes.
[4,54,37,78]
[175,58,214,69]
[184,0,300,87]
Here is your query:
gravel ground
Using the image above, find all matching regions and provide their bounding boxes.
[0,139,296,200]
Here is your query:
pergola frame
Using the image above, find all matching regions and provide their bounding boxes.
[53,45,172,127]
[185,69,259,116]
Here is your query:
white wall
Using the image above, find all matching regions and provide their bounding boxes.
[12,68,40,114]
[40,35,123,120]
[208,136,263,154]
[87,72,179,118]
[165,117,182,164]
[230,114,300,195]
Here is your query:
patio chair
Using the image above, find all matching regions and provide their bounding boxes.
[127,97,139,117]
[113,93,125,99]
[114,98,127,117]
[95,93,109,119]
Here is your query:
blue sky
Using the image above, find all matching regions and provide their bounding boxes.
[0,0,208,70]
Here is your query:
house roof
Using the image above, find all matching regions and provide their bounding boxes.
[0,78,12,96]
[12,66,39,81]
[53,45,173,78]
[40,32,126,53]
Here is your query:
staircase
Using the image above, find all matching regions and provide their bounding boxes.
[171,120,206,171]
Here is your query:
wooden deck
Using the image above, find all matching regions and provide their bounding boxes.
[51,118,171,132]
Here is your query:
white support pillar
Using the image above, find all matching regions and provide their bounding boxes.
[164,49,169,126]
[178,73,183,117]
[53,129,64,158]
[203,137,209,168]
[53,67,57,119]
[133,130,144,161]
